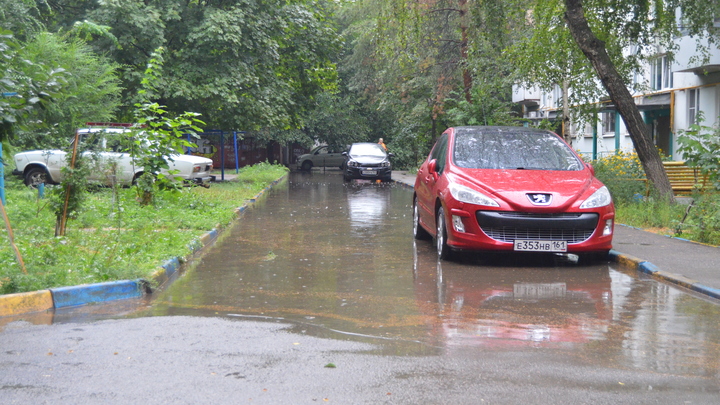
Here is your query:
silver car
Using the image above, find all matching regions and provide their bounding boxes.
[296,145,346,171]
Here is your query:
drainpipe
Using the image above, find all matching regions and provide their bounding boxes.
[614,111,621,151]
[592,114,598,161]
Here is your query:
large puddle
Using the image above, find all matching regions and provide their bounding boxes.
[18,171,720,379]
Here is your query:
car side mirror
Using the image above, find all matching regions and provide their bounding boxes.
[428,159,438,175]
[388,152,394,158]
[342,152,348,156]
[586,162,595,176]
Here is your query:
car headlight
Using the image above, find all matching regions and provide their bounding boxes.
[381,161,391,167]
[348,160,359,167]
[580,186,612,209]
[448,183,499,207]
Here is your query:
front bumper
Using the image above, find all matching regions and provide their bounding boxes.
[345,166,392,180]
[446,208,614,253]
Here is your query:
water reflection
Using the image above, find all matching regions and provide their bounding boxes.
[412,241,613,349]
[346,183,390,231]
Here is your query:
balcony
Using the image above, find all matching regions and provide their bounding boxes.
[512,85,541,106]
[674,36,720,74]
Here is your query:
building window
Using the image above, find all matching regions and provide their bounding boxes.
[602,112,616,135]
[651,55,673,91]
[688,88,700,126]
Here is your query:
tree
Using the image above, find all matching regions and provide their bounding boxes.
[12,32,122,150]
[39,0,342,134]
[508,0,720,201]
[0,30,66,145]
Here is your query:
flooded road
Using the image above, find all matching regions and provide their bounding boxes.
[3,171,720,403]
[148,172,720,374]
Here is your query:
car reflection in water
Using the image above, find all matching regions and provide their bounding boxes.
[412,241,613,350]
[346,183,390,232]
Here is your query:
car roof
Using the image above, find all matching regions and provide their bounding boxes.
[450,126,556,135]
[77,128,135,134]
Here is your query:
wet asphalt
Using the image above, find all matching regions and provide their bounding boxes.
[1,170,719,404]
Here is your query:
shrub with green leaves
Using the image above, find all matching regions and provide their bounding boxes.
[588,151,648,203]
[676,115,720,190]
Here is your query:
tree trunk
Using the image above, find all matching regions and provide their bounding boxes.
[459,0,472,103]
[563,0,675,202]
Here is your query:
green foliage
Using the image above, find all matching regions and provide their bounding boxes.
[676,193,720,245]
[0,0,46,40]
[588,151,648,204]
[56,0,342,132]
[615,198,685,230]
[0,163,287,294]
[46,152,92,235]
[11,32,122,150]
[0,30,67,144]
[676,114,720,190]
[130,49,205,205]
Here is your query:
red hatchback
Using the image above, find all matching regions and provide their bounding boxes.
[413,126,614,261]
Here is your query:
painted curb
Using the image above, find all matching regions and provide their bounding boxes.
[0,290,54,316]
[50,280,147,309]
[610,249,720,300]
[0,173,288,318]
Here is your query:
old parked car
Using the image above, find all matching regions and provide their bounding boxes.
[13,127,214,187]
[413,126,614,261]
[296,145,346,171]
[342,142,393,182]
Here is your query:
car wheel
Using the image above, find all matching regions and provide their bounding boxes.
[301,161,313,171]
[413,198,431,240]
[436,206,453,260]
[24,167,49,187]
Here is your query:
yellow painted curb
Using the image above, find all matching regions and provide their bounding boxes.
[0,290,54,316]
[614,253,643,270]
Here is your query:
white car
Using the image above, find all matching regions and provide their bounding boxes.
[13,128,214,187]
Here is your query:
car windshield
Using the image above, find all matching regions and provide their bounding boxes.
[350,143,386,157]
[452,127,584,171]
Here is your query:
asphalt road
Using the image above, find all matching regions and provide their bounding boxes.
[2,316,719,404]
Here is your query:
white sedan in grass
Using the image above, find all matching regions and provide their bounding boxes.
[13,128,214,187]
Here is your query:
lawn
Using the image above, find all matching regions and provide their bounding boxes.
[0,162,288,294]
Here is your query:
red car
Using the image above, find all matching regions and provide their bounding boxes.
[413,126,614,261]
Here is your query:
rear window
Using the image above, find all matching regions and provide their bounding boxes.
[452,127,583,171]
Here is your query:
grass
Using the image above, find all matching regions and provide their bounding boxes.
[589,151,720,246]
[0,162,288,294]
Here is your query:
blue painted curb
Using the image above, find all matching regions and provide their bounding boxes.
[50,280,146,309]
[162,257,181,277]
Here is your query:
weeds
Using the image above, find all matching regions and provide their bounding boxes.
[0,162,288,294]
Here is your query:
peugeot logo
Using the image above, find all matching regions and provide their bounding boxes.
[527,193,552,206]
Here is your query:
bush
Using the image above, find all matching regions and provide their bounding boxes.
[588,151,648,204]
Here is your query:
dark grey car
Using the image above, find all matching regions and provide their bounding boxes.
[342,142,393,182]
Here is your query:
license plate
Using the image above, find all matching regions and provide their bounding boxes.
[513,240,567,252]
[362,170,377,175]
[514,283,566,298]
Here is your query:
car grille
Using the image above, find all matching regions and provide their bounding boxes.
[476,211,598,244]
[360,163,385,168]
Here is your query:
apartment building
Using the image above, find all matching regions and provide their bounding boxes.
[512,27,720,162]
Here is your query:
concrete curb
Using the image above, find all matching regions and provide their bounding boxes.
[609,250,720,300]
[0,174,288,317]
